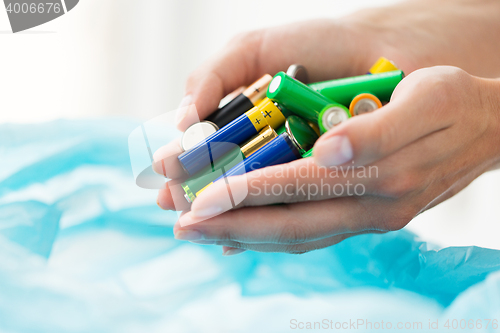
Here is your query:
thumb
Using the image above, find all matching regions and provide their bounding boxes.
[313,90,453,167]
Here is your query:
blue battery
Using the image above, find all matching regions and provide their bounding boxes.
[213,133,301,181]
[178,114,256,176]
[178,98,286,176]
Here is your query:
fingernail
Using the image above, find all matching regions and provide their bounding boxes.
[189,240,216,245]
[152,146,167,175]
[178,205,224,228]
[192,206,223,219]
[175,229,203,241]
[152,159,165,176]
[176,95,193,125]
[223,247,246,256]
[315,135,353,166]
[179,213,204,227]
[152,144,176,176]
[157,198,171,211]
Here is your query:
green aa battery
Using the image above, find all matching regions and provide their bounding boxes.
[318,104,351,134]
[285,115,319,153]
[182,146,244,203]
[276,124,287,136]
[308,70,404,106]
[275,116,318,153]
[267,72,335,123]
[302,149,313,158]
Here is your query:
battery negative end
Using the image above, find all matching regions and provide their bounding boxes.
[321,106,350,132]
[286,64,309,83]
[181,121,219,151]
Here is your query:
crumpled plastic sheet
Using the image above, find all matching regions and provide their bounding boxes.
[0,119,499,333]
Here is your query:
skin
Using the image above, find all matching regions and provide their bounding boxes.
[154,0,500,256]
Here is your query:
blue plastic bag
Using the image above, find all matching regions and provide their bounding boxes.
[0,119,499,333]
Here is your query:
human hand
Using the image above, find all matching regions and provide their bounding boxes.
[155,0,500,209]
[173,66,500,255]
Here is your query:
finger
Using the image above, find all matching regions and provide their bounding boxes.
[176,30,267,131]
[158,178,192,211]
[216,230,384,254]
[157,185,175,211]
[188,158,378,211]
[313,69,457,168]
[174,216,379,252]
[176,197,391,244]
[221,246,247,256]
[217,234,358,254]
[172,211,189,234]
[152,138,187,179]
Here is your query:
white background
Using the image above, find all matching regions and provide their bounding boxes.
[0,0,498,249]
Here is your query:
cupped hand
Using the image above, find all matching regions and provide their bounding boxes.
[155,0,500,205]
[154,0,500,254]
[173,66,500,254]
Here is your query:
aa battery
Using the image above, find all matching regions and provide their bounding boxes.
[240,125,278,157]
[307,121,321,137]
[285,115,319,153]
[308,70,404,106]
[267,72,335,123]
[368,57,400,74]
[206,74,272,128]
[318,104,351,134]
[182,125,278,203]
[218,86,246,108]
[178,97,286,176]
[180,74,272,151]
[181,122,219,152]
[182,146,243,203]
[195,115,318,197]
[302,149,313,158]
[213,132,302,181]
[349,93,382,116]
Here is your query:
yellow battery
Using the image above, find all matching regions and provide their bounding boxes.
[240,126,278,157]
[246,97,286,132]
[369,57,399,74]
[196,183,212,197]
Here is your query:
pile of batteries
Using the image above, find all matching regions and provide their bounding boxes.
[178,58,404,203]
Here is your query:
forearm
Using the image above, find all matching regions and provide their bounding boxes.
[341,0,500,77]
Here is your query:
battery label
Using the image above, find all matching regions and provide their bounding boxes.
[246,108,266,131]
[245,98,285,131]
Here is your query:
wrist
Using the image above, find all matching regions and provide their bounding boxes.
[479,77,500,169]
[490,79,500,165]
[340,0,500,77]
